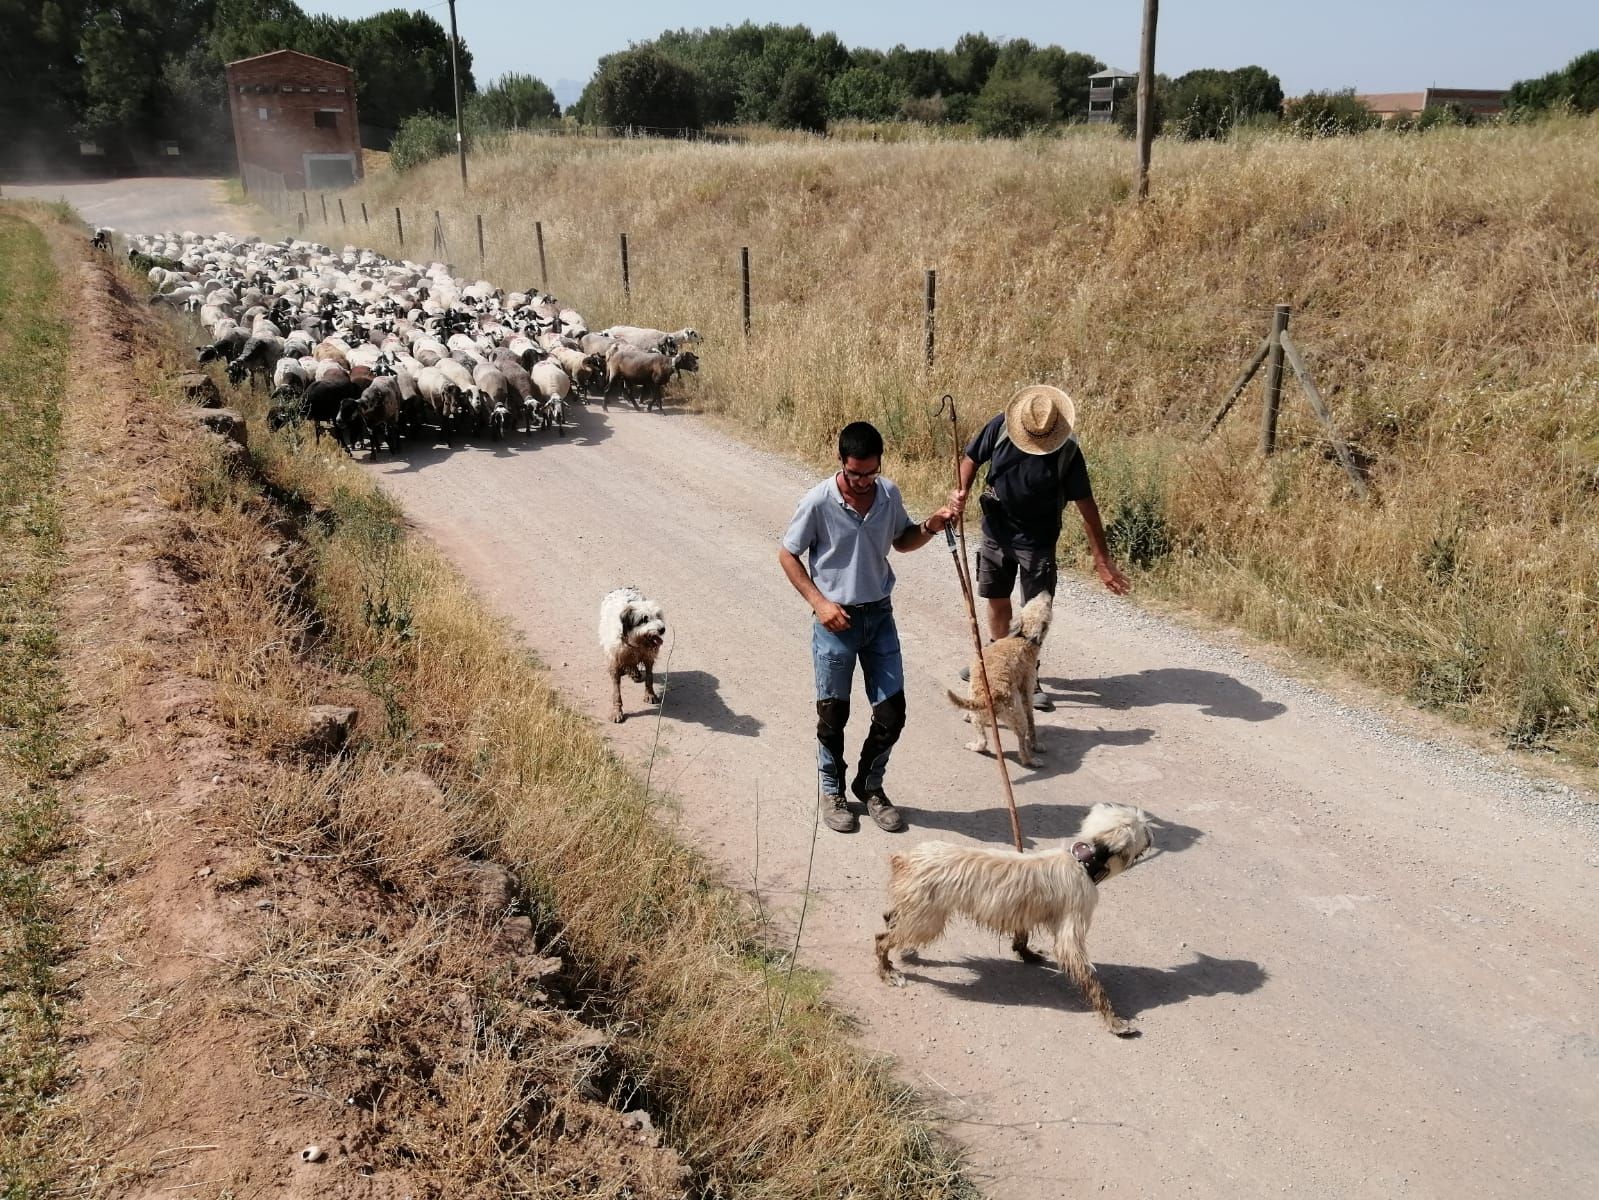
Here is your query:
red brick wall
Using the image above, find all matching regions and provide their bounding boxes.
[226,51,363,192]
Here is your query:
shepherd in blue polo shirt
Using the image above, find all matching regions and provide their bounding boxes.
[779,421,957,834]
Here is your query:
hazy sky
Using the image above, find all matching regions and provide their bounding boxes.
[304,1,1597,107]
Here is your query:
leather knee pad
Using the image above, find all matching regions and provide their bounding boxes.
[869,690,907,739]
[816,698,850,743]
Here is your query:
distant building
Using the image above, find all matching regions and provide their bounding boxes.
[225,49,363,192]
[1355,87,1507,121]
[1087,68,1137,123]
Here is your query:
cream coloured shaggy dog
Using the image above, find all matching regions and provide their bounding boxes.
[875,802,1154,1036]
[947,590,1053,766]
[598,587,666,723]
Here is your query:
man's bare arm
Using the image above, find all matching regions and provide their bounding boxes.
[779,546,851,631]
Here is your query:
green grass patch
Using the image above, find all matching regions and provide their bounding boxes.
[0,209,72,1197]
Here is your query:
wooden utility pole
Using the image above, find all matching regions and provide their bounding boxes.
[446,0,468,189]
[1135,0,1160,201]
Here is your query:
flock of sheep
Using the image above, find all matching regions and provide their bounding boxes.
[127,230,702,453]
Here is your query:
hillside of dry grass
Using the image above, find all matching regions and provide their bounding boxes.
[2,202,969,1197]
[318,118,1599,764]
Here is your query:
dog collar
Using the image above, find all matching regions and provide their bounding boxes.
[1072,840,1111,884]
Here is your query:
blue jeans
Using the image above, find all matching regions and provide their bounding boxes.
[811,598,906,795]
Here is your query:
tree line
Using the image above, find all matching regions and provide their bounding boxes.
[0,0,473,171]
[569,26,1115,136]
[7,4,1594,178]
[565,26,1599,141]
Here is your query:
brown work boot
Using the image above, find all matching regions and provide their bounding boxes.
[822,793,858,833]
[852,781,905,832]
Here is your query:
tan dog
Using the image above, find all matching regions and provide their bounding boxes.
[947,590,1053,766]
[875,802,1154,1036]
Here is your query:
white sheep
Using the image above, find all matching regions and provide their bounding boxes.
[530,361,572,434]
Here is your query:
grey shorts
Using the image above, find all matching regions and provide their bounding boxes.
[975,537,1058,602]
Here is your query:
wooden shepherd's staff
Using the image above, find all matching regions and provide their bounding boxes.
[936,395,1026,853]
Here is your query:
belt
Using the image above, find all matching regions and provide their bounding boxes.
[841,597,892,614]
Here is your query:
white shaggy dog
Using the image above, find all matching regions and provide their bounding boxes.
[875,803,1154,1036]
[598,587,667,724]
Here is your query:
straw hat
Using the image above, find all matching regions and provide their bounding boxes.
[1003,385,1076,455]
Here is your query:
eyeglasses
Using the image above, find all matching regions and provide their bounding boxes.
[841,468,880,484]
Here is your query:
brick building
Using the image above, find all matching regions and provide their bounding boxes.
[1355,87,1507,121]
[226,49,363,191]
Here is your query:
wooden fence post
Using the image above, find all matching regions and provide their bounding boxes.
[1259,303,1291,456]
[923,268,937,367]
[301,191,308,216]
[620,233,630,303]
[337,197,346,226]
[1279,333,1369,499]
[535,221,548,290]
[740,246,752,338]
[395,207,404,246]
[1199,335,1273,441]
[320,193,328,224]
[476,213,485,267]
[361,201,369,227]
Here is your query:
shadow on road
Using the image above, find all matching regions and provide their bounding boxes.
[903,793,1204,853]
[1039,667,1287,723]
[660,668,763,737]
[363,405,615,472]
[902,950,1267,1017]
[1022,723,1156,780]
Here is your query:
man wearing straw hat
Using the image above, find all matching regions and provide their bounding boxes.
[953,385,1130,710]
[780,421,958,834]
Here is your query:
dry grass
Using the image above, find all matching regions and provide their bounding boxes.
[311,117,1599,762]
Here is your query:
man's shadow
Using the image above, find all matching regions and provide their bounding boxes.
[1039,668,1287,723]
[659,669,762,737]
[903,950,1267,1018]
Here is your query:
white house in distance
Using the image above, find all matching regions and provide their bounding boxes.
[1087,67,1137,122]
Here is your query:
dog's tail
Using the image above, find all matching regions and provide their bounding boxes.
[946,686,983,712]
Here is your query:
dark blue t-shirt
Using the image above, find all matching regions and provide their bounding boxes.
[965,413,1093,548]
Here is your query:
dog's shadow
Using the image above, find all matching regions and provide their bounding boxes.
[1019,724,1156,781]
[904,950,1267,1018]
[1040,668,1287,723]
[658,669,762,737]
[906,795,1205,855]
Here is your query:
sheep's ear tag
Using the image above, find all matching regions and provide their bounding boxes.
[1071,841,1095,864]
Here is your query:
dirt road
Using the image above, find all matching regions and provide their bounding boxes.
[358,403,1597,1198]
[3,177,237,236]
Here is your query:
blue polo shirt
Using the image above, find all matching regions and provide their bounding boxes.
[782,475,916,606]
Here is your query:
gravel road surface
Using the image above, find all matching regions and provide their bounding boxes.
[365,403,1598,1199]
[3,177,238,236]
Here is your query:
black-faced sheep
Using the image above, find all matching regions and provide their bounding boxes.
[530,361,572,433]
[603,345,699,412]
[604,325,701,354]
[473,363,512,440]
[226,333,284,386]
